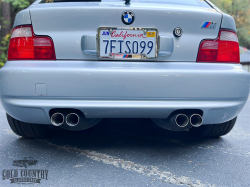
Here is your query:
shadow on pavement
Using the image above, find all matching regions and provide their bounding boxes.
[36,118,222,152]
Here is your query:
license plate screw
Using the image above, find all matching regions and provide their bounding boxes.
[109,29,113,35]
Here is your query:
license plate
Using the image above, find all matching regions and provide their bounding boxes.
[97,27,158,60]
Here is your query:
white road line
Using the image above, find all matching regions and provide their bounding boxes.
[40,140,214,187]
[3,129,16,135]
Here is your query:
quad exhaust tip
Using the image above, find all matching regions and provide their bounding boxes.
[51,113,64,126]
[175,114,189,128]
[190,114,203,127]
[66,113,80,127]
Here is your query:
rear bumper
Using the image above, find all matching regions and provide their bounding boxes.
[0,61,249,125]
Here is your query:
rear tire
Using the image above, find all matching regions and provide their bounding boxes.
[189,117,237,138]
[7,114,54,138]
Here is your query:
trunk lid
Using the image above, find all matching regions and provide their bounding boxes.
[29,1,222,61]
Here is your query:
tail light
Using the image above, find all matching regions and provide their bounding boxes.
[8,25,56,60]
[197,29,240,63]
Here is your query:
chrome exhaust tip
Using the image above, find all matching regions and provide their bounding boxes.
[51,113,64,126]
[66,113,80,127]
[190,114,203,127]
[175,114,189,128]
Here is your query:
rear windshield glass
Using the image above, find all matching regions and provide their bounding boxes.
[131,0,211,7]
[40,0,211,8]
[40,0,101,3]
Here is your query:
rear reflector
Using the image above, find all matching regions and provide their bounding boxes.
[8,25,56,60]
[197,30,240,63]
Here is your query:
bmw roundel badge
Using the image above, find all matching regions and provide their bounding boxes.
[122,11,135,25]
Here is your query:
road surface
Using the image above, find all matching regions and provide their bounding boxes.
[0,99,249,187]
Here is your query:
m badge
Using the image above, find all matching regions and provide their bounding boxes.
[201,22,217,29]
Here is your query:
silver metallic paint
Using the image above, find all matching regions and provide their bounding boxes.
[221,13,237,32]
[3,1,249,127]
[13,9,31,28]
[0,61,249,125]
[27,2,222,61]
[81,34,97,55]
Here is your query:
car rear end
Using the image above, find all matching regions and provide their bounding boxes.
[0,0,249,135]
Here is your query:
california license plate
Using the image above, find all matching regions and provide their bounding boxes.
[97,27,158,60]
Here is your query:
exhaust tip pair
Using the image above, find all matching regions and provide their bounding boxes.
[175,114,203,128]
[51,113,79,127]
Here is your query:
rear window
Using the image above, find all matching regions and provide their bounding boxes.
[129,0,211,8]
[40,0,101,3]
[40,0,211,8]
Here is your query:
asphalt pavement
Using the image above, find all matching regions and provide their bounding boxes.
[0,99,250,187]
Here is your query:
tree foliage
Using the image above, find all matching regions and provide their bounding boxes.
[0,32,11,67]
[210,0,250,48]
[0,0,34,67]
[2,0,30,9]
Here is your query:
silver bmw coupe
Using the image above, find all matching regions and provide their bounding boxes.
[0,0,249,138]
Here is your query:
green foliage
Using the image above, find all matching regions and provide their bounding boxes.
[210,0,250,48]
[0,33,11,68]
[0,0,33,67]
[2,0,31,9]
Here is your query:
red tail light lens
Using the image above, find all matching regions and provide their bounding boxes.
[8,25,56,60]
[197,30,240,63]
